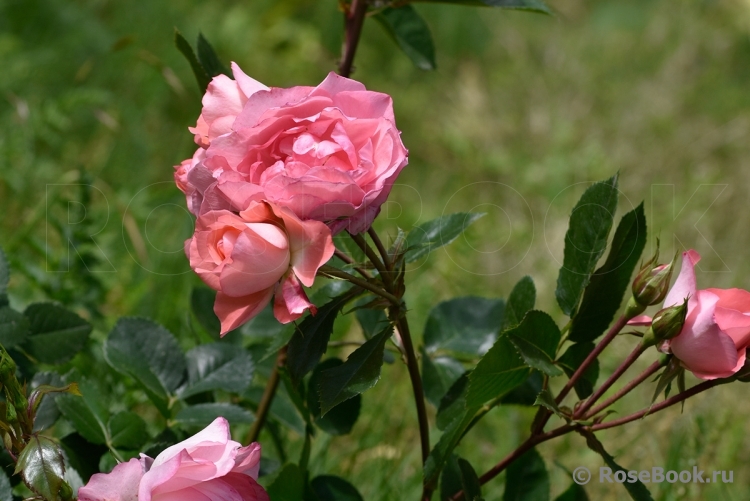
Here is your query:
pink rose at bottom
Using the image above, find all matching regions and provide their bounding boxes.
[78,417,269,501]
[630,249,750,380]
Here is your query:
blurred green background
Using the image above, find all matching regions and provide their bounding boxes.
[2,0,750,499]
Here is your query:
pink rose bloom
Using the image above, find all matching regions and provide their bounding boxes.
[186,200,334,334]
[179,65,408,233]
[631,250,750,380]
[189,63,269,148]
[78,417,269,501]
[174,148,206,215]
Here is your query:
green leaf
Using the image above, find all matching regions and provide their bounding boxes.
[355,307,390,339]
[436,372,469,431]
[104,318,186,415]
[308,359,361,436]
[500,371,543,406]
[558,342,599,400]
[175,403,254,428]
[287,292,353,385]
[15,435,67,501]
[424,407,479,485]
[569,203,647,342]
[196,32,231,78]
[56,379,108,445]
[554,482,589,501]
[0,306,29,349]
[191,287,221,337]
[423,296,505,357]
[533,388,563,418]
[555,175,619,316]
[180,343,254,398]
[311,475,364,501]
[0,469,11,501]
[374,5,436,71]
[582,431,654,501]
[0,247,8,296]
[503,448,549,501]
[502,276,536,330]
[506,311,561,376]
[22,303,92,364]
[468,312,559,407]
[174,29,210,91]
[30,372,65,431]
[318,327,392,415]
[405,213,485,263]
[245,386,306,435]
[108,411,148,450]
[266,463,304,501]
[441,454,483,501]
[422,349,465,406]
[413,0,552,15]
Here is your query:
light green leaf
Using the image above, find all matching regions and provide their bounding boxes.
[108,411,148,450]
[374,5,436,70]
[266,463,304,501]
[502,276,536,330]
[424,296,505,357]
[405,213,485,263]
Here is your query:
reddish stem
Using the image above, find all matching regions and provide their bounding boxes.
[338,0,368,78]
[584,359,662,419]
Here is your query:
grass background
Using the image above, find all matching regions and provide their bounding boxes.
[2,0,750,499]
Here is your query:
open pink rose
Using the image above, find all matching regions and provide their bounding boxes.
[186,200,334,334]
[78,417,268,501]
[631,250,750,380]
[178,66,408,233]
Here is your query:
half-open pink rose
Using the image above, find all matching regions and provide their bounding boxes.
[179,66,408,233]
[631,250,750,380]
[186,200,334,334]
[78,417,268,501]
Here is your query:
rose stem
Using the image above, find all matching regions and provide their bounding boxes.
[318,265,401,304]
[334,248,372,279]
[451,378,723,500]
[245,345,287,444]
[338,0,368,78]
[348,231,390,284]
[584,359,663,419]
[573,344,647,419]
[368,226,392,271]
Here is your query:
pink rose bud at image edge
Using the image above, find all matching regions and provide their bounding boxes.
[185,200,335,334]
[78,417,269,501]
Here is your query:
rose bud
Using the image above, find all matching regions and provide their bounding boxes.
[632,250,676,307]
[641,299,688,348]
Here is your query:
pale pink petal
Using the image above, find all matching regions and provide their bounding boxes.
[271,206,334,287]
[218,225,289,297]
[232,87,315,131]
[310,72,367,97]
[273,273,315,323]
[663,249,701,308]
[712,291,750,347]
[232,443,262,479]
[230,62,269,99]
[627,315,653,326]
[152,417,232,469]
[221,474,270,501]
[78,458,143,501]
[215,288,275,335]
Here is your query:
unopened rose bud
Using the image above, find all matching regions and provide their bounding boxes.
[632,250,676,306]
[642,299,689,348]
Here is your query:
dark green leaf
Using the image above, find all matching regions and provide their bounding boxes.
[374,5,436,71]
[56,379,108,445]
[180,343,254,398]
[0,468,11,501]
[31,372,64,431]
[457,458,482,501]
[582,431,654,501]
[405,213,485,263]
[436,372,469,431]
[266,463,304,501]
[506,311,561,376]
[554,482,589,501]
[191,287,221,337]
[422,349,465,406]
[308,359,361,436]
[245,386,306,435]
[107,411,148,450]
[555,175,619,316]
[503,448,549,501]
[311,475,364,501]
[174,29,210,91]
[279,367,312,426]
[502,276,536,330]
[500,371,543,406]
[558,343,599,400]
[196,32,231,78]
[533,388,563,418]
[413,0,552,15]
[424,407,479,485]
[0,307,29,349]
[318,327,392,415]
[15,435,66,501]
[569,204,647,342]
[175,403,254,428]
[104,318,186,415]
[0,248,8,296]
[22,303,92,364]
[424,296,505,357]
[355,307,389,339]
[441,455,483,501]
[287,292,353,385]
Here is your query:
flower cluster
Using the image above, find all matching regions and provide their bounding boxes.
[175,64,408,334]
[79,418,268,501]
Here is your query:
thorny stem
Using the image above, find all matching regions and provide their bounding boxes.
[368,226,392,271]
[348,231,390,283]
[318,265,401,304]
[245,346,287,445]
[334,248,372,279]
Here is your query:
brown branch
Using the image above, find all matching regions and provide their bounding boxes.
[338,0,368,78]
[584,359,663,419]
[245,346,287,444]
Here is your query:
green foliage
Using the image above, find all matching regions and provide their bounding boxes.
[423,296,504,357]
[22,303,92,365]
[191,287,221,338]
[107,411,148,450]
[405,213,485,263]
[569,203,647,342]
[180,343,254,398]
[582,431,654,501]
[555,175,619,317]
[503,448,549,501]
[308,359,361,436]
[506,311,562,377]
[501,276,536,331]
[0,307,29,349]
[175,403,254,428]
[375,6,437,71]
[441,454,483,501]
[421,348,465,407]
[266,463,305,501]
[414,0,552,15]
[311,475,365,501]
[557,343,599,400]
[554,482,589,501]
[14,435,67,501]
